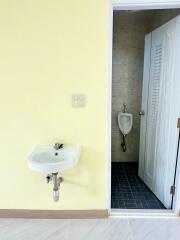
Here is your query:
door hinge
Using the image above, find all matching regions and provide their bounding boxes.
[170,185,176,195]
[177,118,180,129]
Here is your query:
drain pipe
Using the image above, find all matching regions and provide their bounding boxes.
[46,173,63,202]
[52,173,63,201]
[121,134,126,152]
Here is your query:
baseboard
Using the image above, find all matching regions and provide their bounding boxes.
[0,209,109,219]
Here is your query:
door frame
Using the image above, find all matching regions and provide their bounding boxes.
[108,0,180,217]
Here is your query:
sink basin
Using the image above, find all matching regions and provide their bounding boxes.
[28,145,80,174]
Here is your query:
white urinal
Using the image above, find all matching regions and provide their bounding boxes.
[118,112,133,135]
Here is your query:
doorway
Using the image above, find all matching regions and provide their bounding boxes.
[111,9,180,210]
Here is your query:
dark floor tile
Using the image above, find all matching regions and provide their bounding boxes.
[132,192,146,200]
[111,162,166,209]
[111,199,119,208]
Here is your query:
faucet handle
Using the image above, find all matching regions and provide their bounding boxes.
[54,143,63,150]
[46,174,52,184]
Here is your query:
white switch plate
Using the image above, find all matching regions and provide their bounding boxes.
[72,94,86,107]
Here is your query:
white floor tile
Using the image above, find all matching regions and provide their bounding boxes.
[128,218,180,240]
[0,217,179,240]
[67,218,133,240]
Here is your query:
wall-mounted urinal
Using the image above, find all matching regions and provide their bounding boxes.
[118,103,133,152]
[118,112,133,135]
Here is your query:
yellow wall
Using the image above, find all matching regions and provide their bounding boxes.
[0,0,109,209]
[0,0,170,210]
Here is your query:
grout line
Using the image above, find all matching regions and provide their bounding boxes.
[121,163,134,201]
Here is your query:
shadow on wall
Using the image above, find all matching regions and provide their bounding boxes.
[62,146,107,192]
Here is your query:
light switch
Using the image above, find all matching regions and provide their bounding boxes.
[72,94,86,107]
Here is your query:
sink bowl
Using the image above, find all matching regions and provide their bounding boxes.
[28,145,80,174]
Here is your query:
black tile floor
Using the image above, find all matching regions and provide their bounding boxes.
[111,162,166,209]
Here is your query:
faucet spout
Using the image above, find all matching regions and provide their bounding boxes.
[54,143,63,150]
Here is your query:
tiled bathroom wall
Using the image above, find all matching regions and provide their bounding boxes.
[150,9,180,31]
[111,9,180,163]
[112,12,151,162]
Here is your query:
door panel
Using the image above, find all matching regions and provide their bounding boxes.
[144,38,163,190]
[138,33,151,181]
[154,18,180,207]
[139,16,180,208]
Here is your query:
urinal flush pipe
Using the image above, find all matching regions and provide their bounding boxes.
[123,103,127,113]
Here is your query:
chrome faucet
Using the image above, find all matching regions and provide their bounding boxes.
[54,143,63,150]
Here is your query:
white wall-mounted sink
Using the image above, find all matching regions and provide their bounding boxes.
[28,145,80,174]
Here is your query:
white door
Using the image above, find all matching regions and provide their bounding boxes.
[139,16,180,208]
